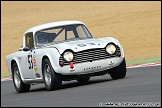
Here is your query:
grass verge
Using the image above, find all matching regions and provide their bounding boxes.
[126,57,161,66]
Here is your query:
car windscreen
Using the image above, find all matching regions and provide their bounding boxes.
[35,24,92,46]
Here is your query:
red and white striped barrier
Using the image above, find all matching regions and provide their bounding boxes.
[1,62,161,81]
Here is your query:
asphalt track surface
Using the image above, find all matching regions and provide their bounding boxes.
[1,66,161,107]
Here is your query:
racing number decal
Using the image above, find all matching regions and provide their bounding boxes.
[28,55,33,69]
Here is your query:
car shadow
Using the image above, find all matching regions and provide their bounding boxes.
[61,78,113,90]
[60,76,128,90]
[29,76,126,92]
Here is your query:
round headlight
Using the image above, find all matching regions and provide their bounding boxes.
[106,44,116,55]
[63,51,74,62]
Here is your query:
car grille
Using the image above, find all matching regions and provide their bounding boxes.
[59,46,120,65]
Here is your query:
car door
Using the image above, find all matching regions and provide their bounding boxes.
[19,33,35,79]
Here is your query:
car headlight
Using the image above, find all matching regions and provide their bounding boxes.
[106,44,117,55]
[63,51,74,62]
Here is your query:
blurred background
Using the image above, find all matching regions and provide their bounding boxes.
[1,1,161,78]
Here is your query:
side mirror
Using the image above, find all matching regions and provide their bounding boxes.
[23,47,30,51]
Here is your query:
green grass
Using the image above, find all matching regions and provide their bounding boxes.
[1,57,161,79]
[126,57,161,66]
[1,74,11,79]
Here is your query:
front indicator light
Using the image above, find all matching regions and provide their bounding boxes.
[59,61,64,67]
[117,52,121,57]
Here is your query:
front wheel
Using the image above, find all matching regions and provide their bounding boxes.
[42,59,62,91]
[109,58,126,79]
[12,62,30,93]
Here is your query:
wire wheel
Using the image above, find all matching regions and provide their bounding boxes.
[12,62,30,93]
[13,67,21,88]
[44,64,52,86]
[43,59,62,91]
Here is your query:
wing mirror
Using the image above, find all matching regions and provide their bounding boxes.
[23,47,30,51]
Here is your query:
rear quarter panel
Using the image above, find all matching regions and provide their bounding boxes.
[6,52,23,78]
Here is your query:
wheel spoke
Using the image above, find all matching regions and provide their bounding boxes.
[14,67,20,88]
[44,64,51,86]
[47,65,50,72]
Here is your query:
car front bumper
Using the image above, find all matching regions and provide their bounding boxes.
[60,57,124,75]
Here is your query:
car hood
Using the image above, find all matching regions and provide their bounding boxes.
[43,37,117,54]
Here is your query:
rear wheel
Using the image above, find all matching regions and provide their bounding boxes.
[12,62,30,93]
[109,58,126,79]
[42,59,62,91]
[76,77,90,83]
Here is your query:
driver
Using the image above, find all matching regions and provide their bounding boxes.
[37,35,48,44]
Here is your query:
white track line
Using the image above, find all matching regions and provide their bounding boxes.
[1,62,161,81]
[1,78,13,81]
[126,62,161,68]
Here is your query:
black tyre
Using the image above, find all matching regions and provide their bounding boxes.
[42,59,62,91]
[109,58,126,79]
[76,77,90,83]
[12,62,30,93]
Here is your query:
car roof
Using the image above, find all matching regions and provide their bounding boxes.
[24,20,85,35]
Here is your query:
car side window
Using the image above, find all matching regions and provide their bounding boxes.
[25,33,34,50]
[76,26,86,38]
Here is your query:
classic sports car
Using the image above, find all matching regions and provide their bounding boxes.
[6,21,126,93]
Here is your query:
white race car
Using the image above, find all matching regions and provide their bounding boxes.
[6,21,126,93]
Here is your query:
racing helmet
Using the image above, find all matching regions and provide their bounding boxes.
[37,34,48,44]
